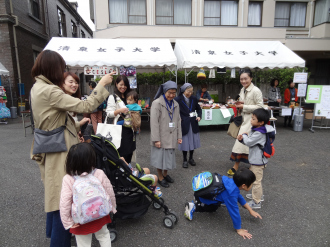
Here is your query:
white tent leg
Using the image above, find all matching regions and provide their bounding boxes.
[185,68,194,83]
[176,66,177,84]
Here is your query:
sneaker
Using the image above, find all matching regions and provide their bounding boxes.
[246,194,264,202]
[247,200,261,209]
[184,201,195,221]
[155,189,162,198]
[227,168,236,176]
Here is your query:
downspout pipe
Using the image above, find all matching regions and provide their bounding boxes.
[9,0,22,104]
[308,1,314,38]
[241,0,245,27]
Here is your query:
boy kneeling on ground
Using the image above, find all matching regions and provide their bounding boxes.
[184,167,262,239]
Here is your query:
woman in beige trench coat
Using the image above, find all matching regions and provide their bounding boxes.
[30,50,114,247]
[227,69,264,176]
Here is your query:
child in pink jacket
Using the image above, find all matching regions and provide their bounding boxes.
[60,143,116,247]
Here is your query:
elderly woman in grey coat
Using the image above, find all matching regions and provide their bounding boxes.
[150,81,182,188]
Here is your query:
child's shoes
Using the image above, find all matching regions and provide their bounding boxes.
[155,189,162,198]
[247,200,261,209]
[184,201,195,221]
[246,194,264,202]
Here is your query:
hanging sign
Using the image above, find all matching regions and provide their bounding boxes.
[297,83,307,97]
[293,72,308,83]
[84,66,118,75]
[204,109,212,120]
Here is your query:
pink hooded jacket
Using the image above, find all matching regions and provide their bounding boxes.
[60,169,117,230]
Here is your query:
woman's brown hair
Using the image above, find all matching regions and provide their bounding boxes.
[31,50,66,86]
[63,72,81,99]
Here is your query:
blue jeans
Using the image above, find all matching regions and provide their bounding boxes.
[46,211,71,247]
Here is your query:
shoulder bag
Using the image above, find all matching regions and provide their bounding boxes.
[227,115,242,139]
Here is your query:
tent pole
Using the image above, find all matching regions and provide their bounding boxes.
[176,66,177,84]
[185,69,186,83]
[7,76,13,106]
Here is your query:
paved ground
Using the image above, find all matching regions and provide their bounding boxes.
[0,115,329,247]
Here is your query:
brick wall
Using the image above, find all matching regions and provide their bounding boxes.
[15,27,48,101]
[1,0,93,108]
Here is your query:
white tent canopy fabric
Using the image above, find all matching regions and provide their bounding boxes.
[0,62,9,76]
[44,37,177,68]
[174,40,305,69]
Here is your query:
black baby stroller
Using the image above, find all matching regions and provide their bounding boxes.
[90,135,178,242]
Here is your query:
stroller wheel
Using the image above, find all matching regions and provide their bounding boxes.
[153,198,164,210]
[167,211,178,224]
[109,229,118,243]
[163,216,174,229]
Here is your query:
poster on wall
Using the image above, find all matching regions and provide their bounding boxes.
[120,66,137,88]
[84,66,117,75]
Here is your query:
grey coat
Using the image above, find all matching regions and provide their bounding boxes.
[150,96,182,149]
[240,125,275,165]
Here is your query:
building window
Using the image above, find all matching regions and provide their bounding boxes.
[33,50,40,62]
[29,0,40,19]
[81,30,85,38]
[109,0,147,24]
[58,8,66,36]
[204,0,238,26]
[314,0,330,26]
[248,1,262,26]
[274,2,307,27]
[156,0,192,25]
[71,21,77,37]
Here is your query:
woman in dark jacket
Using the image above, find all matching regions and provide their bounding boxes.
[175,83,202,168]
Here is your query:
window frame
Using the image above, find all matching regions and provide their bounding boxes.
[71,21,77,38]
[81,30,86,38]
[155,0,192,26]
[108,0,147,25]
[29,0,40,20]
[313,0,330,27]
[247,1,263,27]
[274,1,307,28]
[203,0,239,27]
[57,7,67,37]
[33,50,40,62]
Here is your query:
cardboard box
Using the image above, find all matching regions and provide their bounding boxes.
[305,112,323,120]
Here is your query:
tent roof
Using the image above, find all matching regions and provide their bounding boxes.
[0,62,9,76]
[174,40,305,69]
[44,37,177,68]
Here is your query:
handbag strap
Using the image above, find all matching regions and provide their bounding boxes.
[30,92,69,129]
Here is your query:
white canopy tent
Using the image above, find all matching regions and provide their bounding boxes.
[44,37,177,72]
[174,40,305,79]
[0,62,9,76]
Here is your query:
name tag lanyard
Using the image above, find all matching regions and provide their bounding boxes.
[182,99,194,113]
[163,95,174,122]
